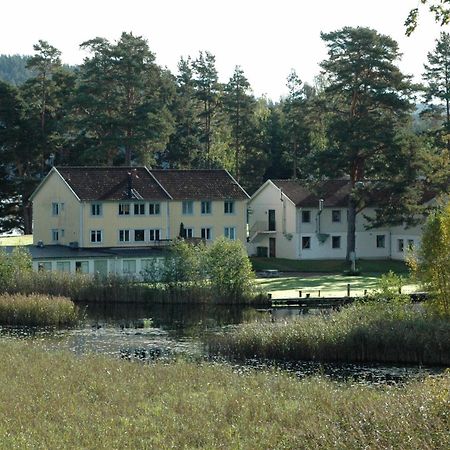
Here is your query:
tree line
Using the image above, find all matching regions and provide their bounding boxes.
[0,28,449,260]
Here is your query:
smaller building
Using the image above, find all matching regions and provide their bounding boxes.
[247,179,435,261]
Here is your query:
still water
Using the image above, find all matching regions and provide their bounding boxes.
[1,302,445,384]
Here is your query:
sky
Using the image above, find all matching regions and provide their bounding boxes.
[1,0,449,100]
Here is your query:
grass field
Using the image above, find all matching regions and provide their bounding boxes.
[0,340,448,449]
[0,235,32,246]
[256,273,418,299]
[251,257,409,274]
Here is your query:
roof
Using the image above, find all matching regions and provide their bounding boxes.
[55,167,170,201]
[150,169,250,200]
[3,245,165,260]
[272,180,351,207]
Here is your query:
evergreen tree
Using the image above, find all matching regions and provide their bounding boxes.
[222,66,256,181]
[164,57,202,168]
[192,51,221,168]
[318,27,417,261]
[76,32,174,166]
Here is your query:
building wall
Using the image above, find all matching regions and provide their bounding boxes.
[168,199,248,244]
[80,200,170,248]
[247,182,298,258]
[32,172,81,246]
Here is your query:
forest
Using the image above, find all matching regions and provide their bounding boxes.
[0,27,449,235]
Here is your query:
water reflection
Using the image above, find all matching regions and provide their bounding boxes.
[1,302,445,384]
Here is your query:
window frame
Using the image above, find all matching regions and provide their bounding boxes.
[201,227,212,240]
[134,203,146,216]
[134,229,145,242]
[91,203,102,216]
[118,203,131,216]
[332,235,341,249]
[119,229,131,243]
[376,234,385,249]
[224,226,236,240]
[331,210,341,223]
[149,202,161,215]
[301,210,311,223]
[302,236,311,250]
[182,200,194,215]
[201,200,212,215]
[224,200,235,215]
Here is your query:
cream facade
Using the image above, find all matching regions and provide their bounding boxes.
[247,180,427,261]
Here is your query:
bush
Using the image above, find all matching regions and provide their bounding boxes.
[408,203,450,317]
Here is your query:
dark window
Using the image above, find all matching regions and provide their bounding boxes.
[332,210,341,222]
[149,203,160,215]
[376,235,385,248]
[332,236,341,249]
[149,229,161,241]
[201,227,212,240]
[134,229,145,241]
[398,239,404,252]
[119,204,130,215]
[134,203,145,215]
[201,201,211,214]
[224,201,234,214]
[302,210,311,223]
[182,201,193,215]
[302,236,311,249]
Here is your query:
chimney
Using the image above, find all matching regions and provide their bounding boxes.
[127,172,132,199]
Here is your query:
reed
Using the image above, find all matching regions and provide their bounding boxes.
[0,340,448,449]
[207,300,450,365]
[0,293,78,326]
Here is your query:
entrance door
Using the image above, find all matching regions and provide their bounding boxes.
[269,237,276,258]
[268,209,276,231]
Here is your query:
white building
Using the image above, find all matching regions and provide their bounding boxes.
[247,179,435,261]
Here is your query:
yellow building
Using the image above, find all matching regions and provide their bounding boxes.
[29,166,249,275]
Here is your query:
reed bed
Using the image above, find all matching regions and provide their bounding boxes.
[0,340,448,449]
[207,300,450,365]
[2,271,260,304]
[0,293,78,326]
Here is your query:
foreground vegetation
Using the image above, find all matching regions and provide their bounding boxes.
[0,340,448,449]
[0,293,78,327]
[208,276,450,365]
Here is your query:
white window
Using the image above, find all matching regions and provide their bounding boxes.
[38,262,52,271]
[182,201,193,215]
[134,203,146,215]
[52,202,59,216]
[224,226,236,240]
[52,229,59,242]
[149,229,161,241]
[201,200,211,215]
[56,261,70,272]
[119,203,130,215]
[134,229,145,242]
[149,203,160,215]
[224,201,234,214]
[123,259,136,274]
[90,230,102,243]
[91,203,102,216]
[75,261,89,274]
[185,228,194,238]
[201,227,212,240]
[119,229,131,242]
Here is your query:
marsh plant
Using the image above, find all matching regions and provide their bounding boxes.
[207,274,450,365]
[0,293,78,326]
[0,341,448,449]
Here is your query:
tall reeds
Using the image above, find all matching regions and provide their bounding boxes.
[207,299,450,365]
[0,293,78,326]
[0,341,448,449]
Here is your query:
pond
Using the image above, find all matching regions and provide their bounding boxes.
[1,302,445,384]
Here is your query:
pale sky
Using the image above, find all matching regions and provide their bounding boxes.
[2,0,449,100]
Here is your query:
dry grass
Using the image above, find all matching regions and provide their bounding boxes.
[0,340,448,449]
[0,293,78,326]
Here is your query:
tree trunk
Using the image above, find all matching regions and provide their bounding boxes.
[23,203,33,235]
[346,195,357,262]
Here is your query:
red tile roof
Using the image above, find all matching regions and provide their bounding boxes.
[150,169,249,200]
[56,167,170,201]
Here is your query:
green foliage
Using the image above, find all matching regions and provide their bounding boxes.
[0,293,78,326]
[406,0,450,35]
[409,203,450,316]
[0,54,34,85]
[207,237,255,301]
[0,247,32,286]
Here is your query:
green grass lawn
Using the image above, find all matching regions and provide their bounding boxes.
[0,235,32,246]
[251,257,409,274]
[256,274,417,299]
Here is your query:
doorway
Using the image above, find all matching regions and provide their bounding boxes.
[269,237,276,258]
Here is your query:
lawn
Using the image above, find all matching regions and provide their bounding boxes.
[0,235,32,246]
[251,257,409,274]
[256,274,418,299]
